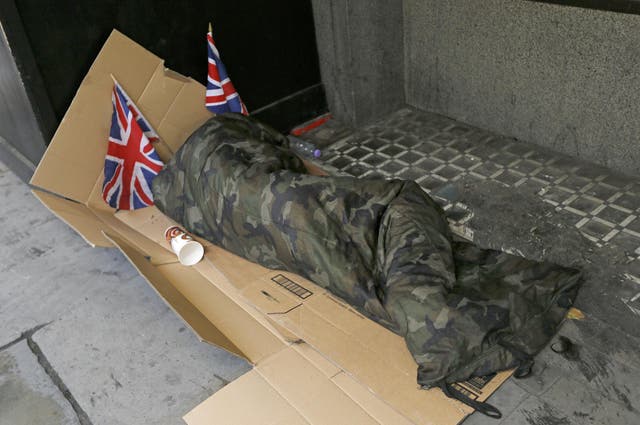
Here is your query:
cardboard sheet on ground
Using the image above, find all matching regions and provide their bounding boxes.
[30,30,510,424]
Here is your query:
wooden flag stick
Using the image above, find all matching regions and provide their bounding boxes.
[109,73,118,85]
[208,22,212,34]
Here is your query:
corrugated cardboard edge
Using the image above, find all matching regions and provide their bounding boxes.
[30,29,164,203]
[32,189,112,247]
[102,231,246,358]
[184,345,417,425]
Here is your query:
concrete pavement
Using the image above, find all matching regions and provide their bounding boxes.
[0,162,250,424]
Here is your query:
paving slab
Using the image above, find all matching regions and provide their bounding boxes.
[0,161,251,424]
[461,380,530,425]
[463,317,640,423]
[31,269,250,425]
[531,319,640,413]
[501,378,640,425]
[501,395,583,425]
[540,376,639,425]
[0,340,79,425]
[0,162,136,347]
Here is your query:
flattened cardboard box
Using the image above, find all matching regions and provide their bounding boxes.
[30,30,510,424]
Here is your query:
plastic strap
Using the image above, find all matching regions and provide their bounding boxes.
[499,340,535,379]
[440,382,503,419]
[513,358,534,379]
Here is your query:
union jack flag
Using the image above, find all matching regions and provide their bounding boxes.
[102,83,164,210]
[113,80,160,143]
[206,28,248,115]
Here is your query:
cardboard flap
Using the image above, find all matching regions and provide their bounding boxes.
[103,231,247,359]
[331,373,414,425]
[255,347,380,425]
[184,368,311,425]
[186,346,401,425]
[112,206,297,360]
[200,248,274,289]
[134,62,186,162]
[221,269,484,424]
[156,261,287,364]
[241,276,303,315]
[95,209,177,265]
[156,79,212,153]
[32,189,112,247]
[189,250,510,424]
[113,205,214,253]
[30,30,163,203]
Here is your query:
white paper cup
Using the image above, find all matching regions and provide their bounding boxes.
[164,226,204,266]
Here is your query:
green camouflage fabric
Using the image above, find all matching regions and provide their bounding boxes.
[152,113,581,388]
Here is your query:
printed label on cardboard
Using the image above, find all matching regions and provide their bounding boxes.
[271,274,313,299]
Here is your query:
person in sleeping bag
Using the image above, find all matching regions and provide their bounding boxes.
[152,113,581,418]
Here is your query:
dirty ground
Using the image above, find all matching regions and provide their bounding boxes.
[1,106,638,424]
[304,107,640,425]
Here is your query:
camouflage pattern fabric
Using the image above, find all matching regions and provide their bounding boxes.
[152,113,581,388]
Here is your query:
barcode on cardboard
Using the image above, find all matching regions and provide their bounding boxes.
[451,383,478,400]
[464,373,496,392]
[454,372,497,399]
[271,274,313,299]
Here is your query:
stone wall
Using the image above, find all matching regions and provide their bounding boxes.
[311,0,405,126]
[405,0,640,176]
[313,0,640,176]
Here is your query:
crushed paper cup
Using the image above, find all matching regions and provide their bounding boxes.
[164,226,204,266]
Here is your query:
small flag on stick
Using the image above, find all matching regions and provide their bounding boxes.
[110,76,160,143]
[102,81,164,210]
[206,23,248,115]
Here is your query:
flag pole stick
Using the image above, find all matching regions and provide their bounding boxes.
[109,74,118,85]
[208,22,212,34]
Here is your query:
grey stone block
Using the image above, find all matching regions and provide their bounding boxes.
[511,360,563,397]
[404,0,640,176]
[502,395,582,425]
[0,163,138,347]
[0,161,251,424]
[588,396,640,425]
[32,271,250,425]
[0,341,79,425]
[538,376,640,425]
[311,0,404,126]
[535,320,640,412]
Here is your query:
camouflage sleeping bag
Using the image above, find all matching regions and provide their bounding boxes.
[152,113,581,417]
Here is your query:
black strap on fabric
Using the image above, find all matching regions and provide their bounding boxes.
[440,382,503,419]
[513,358,534,379]
[498,341,535,379]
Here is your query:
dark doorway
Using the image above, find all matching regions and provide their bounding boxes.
[0,0,326,180]
[529,0,640,15]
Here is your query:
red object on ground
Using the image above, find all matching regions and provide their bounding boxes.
[290,113,332,136]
